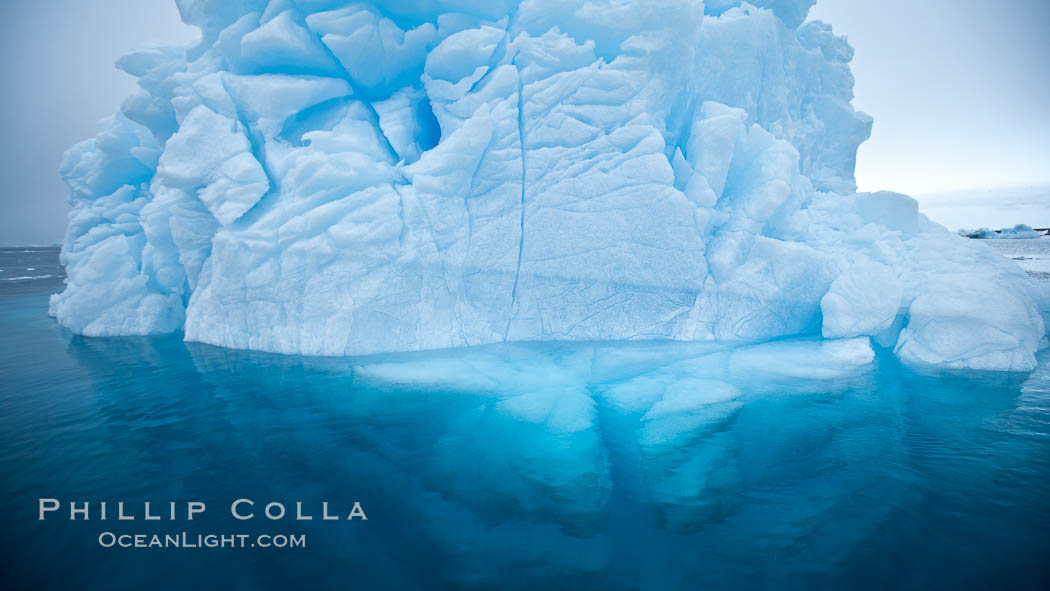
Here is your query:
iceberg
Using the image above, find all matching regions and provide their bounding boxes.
[959,224,1047,240]
[50,0,1047,370]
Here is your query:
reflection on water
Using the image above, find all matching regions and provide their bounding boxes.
[2,249,1050,590]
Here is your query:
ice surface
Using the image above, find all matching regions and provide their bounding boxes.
[50,0,1048,371]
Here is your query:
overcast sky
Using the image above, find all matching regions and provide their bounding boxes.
[0,0,195,246]
[0,0,1047,245]
[811,0,1050,196]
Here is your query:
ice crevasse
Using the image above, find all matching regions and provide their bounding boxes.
[50,0,1048,371]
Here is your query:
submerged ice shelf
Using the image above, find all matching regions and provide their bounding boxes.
[50,0,1048,370]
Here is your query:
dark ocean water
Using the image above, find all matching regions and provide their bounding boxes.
[985,236,1050,281]
[2,247,1049,590]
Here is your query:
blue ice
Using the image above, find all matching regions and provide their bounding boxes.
[49,0,1047,370]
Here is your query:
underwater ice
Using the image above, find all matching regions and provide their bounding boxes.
[50,0,1048,371]
[339,336,879,534]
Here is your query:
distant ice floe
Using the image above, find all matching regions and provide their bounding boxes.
[2,275,55,282]
[959,224,1047,240]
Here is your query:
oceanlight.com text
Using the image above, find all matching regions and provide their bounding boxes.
[97,532,307,549]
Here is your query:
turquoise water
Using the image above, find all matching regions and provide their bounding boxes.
[2,247,1050,590]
